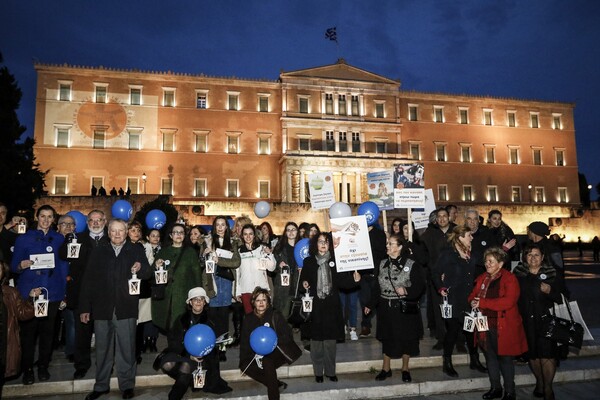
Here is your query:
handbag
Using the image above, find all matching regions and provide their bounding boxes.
[387,260,419,314]
[151,248,185,300]
[541,294,584,349]
[287,271,311,325]
[550,294,594,341]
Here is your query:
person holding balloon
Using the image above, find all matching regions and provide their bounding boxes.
[300,232,361,383]
[239,287,302,400]
[152,223,204,334]
[158,287,232,398]
[272,222,300,320]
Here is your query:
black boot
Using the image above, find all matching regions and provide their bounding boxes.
[168,372,192,400]
[469,351,487,373]
[141,337,149,353]
[149,337,158,352]
[443,356,458,378]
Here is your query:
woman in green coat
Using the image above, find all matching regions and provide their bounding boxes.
[151,223,203,332]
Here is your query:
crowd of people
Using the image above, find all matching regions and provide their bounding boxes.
[0,201,581,400]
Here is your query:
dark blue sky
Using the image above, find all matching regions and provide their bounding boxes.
[2,0,599,198]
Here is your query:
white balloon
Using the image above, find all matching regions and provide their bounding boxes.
[329,202,352,219]
[254,201,271,219]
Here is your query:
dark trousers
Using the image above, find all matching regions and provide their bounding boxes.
[20,301,60,370]
[443,317,475,357]
[483,329,515,395]
[73,307,93,371]
[208,306,230,338]
[161,349,222,399]
[245,351,286,400]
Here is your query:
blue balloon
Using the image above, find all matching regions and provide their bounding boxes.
[146,209,167,229]
[294,238,310,268]
[357,201,380,227]
[184,324,216,357]
[66,210,87,233]
[227,218,235,230]
[250,326,278,356]
[111,200,133,221]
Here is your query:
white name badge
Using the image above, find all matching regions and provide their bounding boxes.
[30,253,55,269]
[215,248,234,259]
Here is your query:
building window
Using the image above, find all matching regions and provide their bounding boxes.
[511,186,522,202]
[59,82,71,101]
[129,87,142,105]
[436,143,447,162]
[93,130,105,149]
[298,138,310,151]
[509,147,520,164]
[375,102,385,118]
[461,145,472,163]
[438,184,448,201]
[258,180,270,198]
[339,132,347,152]
[351,96,359,116]
[459,108,469,124]
[228,92,239,111]
[54,176,67,195]
[483,109,493,126]
[463,185,473,201]
[227,180,239,197]
[128,132,140,150]
[351,132,361,152]
[227,135,239,154]
[161,178,173,195]
[535,187,545,202]
[258,95,269,112]
[338,95,347,115]
[127,178,139,195]
[552,114,562,130]
[558,187,568,203]
[194,131,208,153]
[485,146,495,163]
[95,86,107,103]
[196,92,207,109]
[325,94,334,114]
[410,142,421,160]
[56,128,69,148]
[532,148,542,165]
[555,149,565,166]
[258,135,270,155]
[375,141,387,154]
[91,177,104,191]
[163,89,175,107]
[299,97,309,113]
[325,131,335,151]
[162,131,175,152]
[507,111,516,127]
[408,104,418,121]
[434,106,444,123]
[194,179,207,197]
[487,186,498,202]
[530,112,540,128]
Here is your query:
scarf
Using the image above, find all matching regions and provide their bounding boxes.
[315,251,332,299]
[475,271,502,349]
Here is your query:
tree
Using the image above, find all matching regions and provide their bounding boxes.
[0,52,46,218]
[133,196,178,238]
[578,173,590,207]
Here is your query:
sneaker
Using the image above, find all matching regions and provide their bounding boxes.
[90,333,96,349]
[344,325,348,335]
[349,328,359,341]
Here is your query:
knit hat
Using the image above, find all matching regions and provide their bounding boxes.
[186,287,210,304]
[528,221,550,237]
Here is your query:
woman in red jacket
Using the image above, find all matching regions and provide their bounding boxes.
[469,248,528,400]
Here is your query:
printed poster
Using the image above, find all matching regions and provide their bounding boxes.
[308,172,335,210]
[393,163,425,189]
[331,215,374,272]
[366,171,394,210]
[411,189,437,230]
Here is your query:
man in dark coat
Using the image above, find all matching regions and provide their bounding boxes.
[79,219,151,400]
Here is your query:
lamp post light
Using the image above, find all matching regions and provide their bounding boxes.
[142,173,147,194]
[528,183,533,204]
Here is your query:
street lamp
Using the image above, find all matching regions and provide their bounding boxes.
[528,183,533,203]
[142,173,147,194]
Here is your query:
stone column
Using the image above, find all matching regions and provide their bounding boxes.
[286,170,293,203]
[342,173,348,203]
[355,173,362,203]
[299,171,306,203]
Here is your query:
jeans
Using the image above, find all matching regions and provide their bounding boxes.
[62,308,75,357]
[339,290,358,328]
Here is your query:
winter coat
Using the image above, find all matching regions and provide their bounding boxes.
[1,285,35,377]
[468,269,528,356]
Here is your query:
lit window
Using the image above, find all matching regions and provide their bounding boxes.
[434,106,444,123]
[130,87,142,105]
[436,143,447,162]
[410,142,421,160]
[56,128,69,148]
[325,131,335,151]
[552,114,562,130]
[483,109,493,126]
[511,186,521,202]
[338,95,347,115]
[509,147,520,164]
[325,94,334,114]
[195,179,207,197]
[555,149,565,166]
[438,184,448,201]
[91,177,104,191]
[162,132,175,152]
[54,176,67,195]
[375,101,385,118]
[486,146,495,163]
[228,93,239,111]
[463,185,473,201]
[408,105,418,121]
[196,92,207,109]
[558,187,567,203]
[161,178,173,195]
[459,108,469,124]
[257,134,271,155]
[299,97,309,113]
[128,132,140,150]
[227,180,239,197]
[59,82,72,101]
[258,180,270,198]
[228,136,239,153]
[339,132,347,152]
[127,178,139,195]
[194,130,209,153]
[507,111,516,127]
[532,148,542,165]
[530,112,540,128]
[535,187,545,202]
[461,145,472,163]
[258,95,269,112]
[163,89,175,107]
[487,186,498,202]
[93,130,105,149]
[351,132,361,152]
[95,86,107,103]
[351,96,359,116]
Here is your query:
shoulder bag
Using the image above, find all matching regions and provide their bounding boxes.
[541,293,584,349]
[388,259,419,314]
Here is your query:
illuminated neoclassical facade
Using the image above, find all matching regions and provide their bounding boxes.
[33,59,579,224]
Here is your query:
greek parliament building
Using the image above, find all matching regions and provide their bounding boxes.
[33,59,579,233]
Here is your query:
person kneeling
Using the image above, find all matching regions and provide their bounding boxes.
[156,287,232,399]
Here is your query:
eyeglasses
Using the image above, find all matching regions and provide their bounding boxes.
[59,222,74,226]
[317,240,328,245]
[171,231,185,235]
